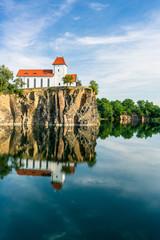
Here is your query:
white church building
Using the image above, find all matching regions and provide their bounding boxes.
[16,158,75,191]
[17,57,78,88]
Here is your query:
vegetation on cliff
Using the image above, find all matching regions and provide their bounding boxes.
[0,65,24,94]
[97,98,160,119]
[89,80,98,95]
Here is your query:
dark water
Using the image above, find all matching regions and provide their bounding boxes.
[0,122,160,240]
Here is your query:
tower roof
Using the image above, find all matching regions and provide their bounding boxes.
[51,182,63,190]
[52,57,67,66]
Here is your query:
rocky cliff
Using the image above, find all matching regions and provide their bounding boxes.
[0,87,99,126]
[0,125,98,163]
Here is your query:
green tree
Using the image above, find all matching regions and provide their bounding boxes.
[13,77,25,88]
[0,65,13,90]
[122,99,136,114]
[63,75,73,86]
[112,100,125,117]
[0,154,12,179]
[77,80,82,86]
[89,80,98,95]
[98,98,113,119]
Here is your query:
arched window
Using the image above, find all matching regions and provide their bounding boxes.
[27,78,29,88]
[48,78,50,87]
[34,78,36,88]
[41,78,43,88]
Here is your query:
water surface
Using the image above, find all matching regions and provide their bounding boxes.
[0,123,160,240]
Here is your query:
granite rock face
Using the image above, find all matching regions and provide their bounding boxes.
[0,87,99,126]
[0,125,98,163]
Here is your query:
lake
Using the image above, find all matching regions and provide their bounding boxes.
[0,122,160,240]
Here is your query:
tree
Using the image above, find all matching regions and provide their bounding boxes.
[0,65,13,90]
[98,98,113,119]
[13,77,25,89]
[63,75,73,86]
[77,80,82,86]
[0,65,25,94]
[112,100,125,117]
[0,154,12,179]
[122,99,136,114]
[89,80,98,95]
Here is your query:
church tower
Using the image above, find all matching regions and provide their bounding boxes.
[52,57,67,86]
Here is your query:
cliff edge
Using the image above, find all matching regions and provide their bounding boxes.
[0,87,99,126]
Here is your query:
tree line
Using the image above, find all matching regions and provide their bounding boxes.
[97,98,160,119]
[98,121,160,140]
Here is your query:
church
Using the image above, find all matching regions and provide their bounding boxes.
[16,158,75,191]
[17,57,78,88]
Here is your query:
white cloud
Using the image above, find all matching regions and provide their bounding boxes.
[73,16,80,20]
[89,2,109,11]
[0,0,76,77]
[52,17,160,104]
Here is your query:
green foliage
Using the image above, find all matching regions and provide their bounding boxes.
[63,75,73,86]
[48,87,53,92]
[97,98,113,119]
[0,65,25,95]
[0,154,12,179]
[88,152,97,168]
[98,121,160,140]
[97,98,160,119]
[112,100,125,117]
[89,80,98,95]
[77,80,82,86]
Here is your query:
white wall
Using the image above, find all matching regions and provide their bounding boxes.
[21,77,54,88]
[53,64,67,86]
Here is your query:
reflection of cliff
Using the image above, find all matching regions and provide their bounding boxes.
[0,125,98,163]
[0,125,98,190]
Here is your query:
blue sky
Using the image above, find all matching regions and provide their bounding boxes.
[0,0,160,104]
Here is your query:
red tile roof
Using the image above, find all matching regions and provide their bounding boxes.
[65,74,77,82]
[17,69,53,77]
[51,182,63,190]
[52,57,67,65]
[16,169,52,176]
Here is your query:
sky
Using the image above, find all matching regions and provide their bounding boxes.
[0,0,160,104]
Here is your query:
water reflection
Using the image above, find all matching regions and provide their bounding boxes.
[0,125,98,189]
[0,123,160,239]
[98,121,160,139]
[0,122,160,188]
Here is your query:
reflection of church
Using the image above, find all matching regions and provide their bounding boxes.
[16,159,75,191]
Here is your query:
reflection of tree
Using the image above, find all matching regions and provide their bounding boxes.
[0,154,11,179]
[88,152,97,168]
[98,121,160,140]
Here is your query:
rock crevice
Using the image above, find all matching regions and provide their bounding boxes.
[0,87,99,126]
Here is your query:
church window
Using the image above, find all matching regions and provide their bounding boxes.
[41,78,43,88]
[59,83,60,86]
[27,78,29,88]
[48,78,50,87]
[58,69,60,72]
[33,160,35,169]
[34,78,36,88]
[26,159,28,168]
